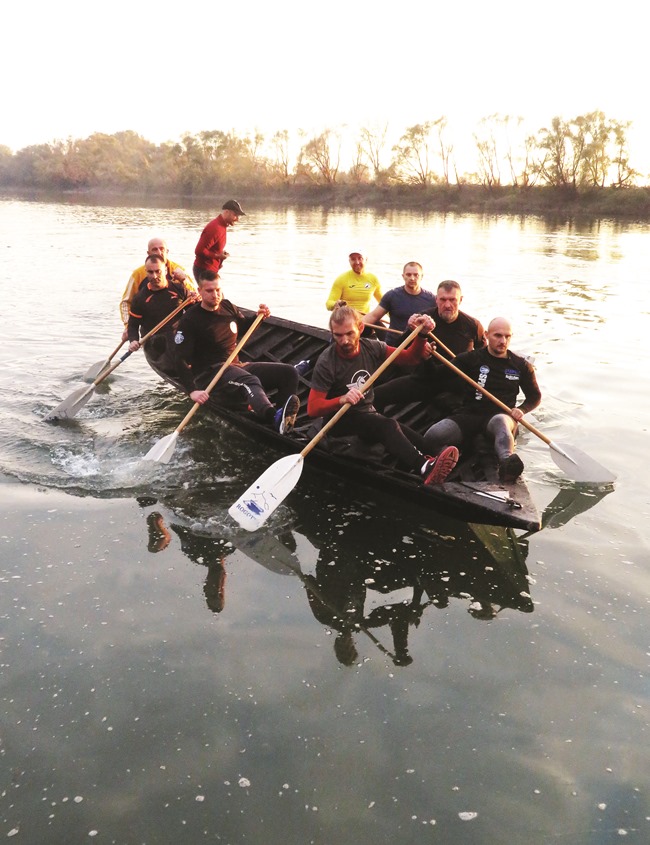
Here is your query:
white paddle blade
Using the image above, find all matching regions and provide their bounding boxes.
[44,384,95,421]
[143,431,179,464]
[229,454,304,531]
[83,359,110,382]
[549,441,617,484]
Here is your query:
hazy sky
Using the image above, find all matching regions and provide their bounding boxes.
[6,0,648,172]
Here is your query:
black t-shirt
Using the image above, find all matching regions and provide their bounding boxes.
[442,347,541,415]
[423,308,486,357]
[173,300,244,392]
[127,281,189,340]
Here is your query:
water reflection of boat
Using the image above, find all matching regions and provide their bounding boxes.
[144,491,534,666]
[145,309,541,532]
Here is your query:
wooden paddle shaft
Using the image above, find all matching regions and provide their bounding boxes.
[364,322,456,360]
[174,312,266,435]
[93,296,192,387]
[301,324,424,459]
[105,339,126,362]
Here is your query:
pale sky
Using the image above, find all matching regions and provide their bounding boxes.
[6,0,649,175]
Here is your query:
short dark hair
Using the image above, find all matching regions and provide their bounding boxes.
[403,261,423,273]
[198,270,220,286]
[437,279,461,294]
[145,253,164,266]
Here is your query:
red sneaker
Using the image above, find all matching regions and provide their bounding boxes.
[422,446,459,485]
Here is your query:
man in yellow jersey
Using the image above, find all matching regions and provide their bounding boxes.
[325,249,382,315]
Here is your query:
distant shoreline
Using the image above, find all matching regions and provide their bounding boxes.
[4,184,650,221]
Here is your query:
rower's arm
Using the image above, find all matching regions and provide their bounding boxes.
[325,278,345,311]
[307,389,345,418]
[363,304,387,326]
[517,362,542,414]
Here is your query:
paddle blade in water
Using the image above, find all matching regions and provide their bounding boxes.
[143,431,179,464]
[229,454,304,531]
[44,384,95,421]
[548,441,616,484]
[83,359,110,382]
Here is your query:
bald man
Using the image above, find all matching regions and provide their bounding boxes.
[119,237,195,340]
[422,317,541,482]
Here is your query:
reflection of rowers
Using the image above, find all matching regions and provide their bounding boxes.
[145,512,234,614]
[280,498,534,666]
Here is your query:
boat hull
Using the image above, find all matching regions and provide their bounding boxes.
[146,310,541,532]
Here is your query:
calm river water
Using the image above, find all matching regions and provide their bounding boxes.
[0,196,648,844]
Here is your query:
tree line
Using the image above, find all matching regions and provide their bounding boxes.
[0,112,642,197]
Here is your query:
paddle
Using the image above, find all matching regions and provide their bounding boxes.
[45,297,191,421]
[229,323,425,531]
[365,322,456,359]
[83,339,127,382]
[426,341,616,484]
[143,312,265,463]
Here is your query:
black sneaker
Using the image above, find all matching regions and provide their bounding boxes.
[498,453,524,483]
[422,446,459,485]
[274,394,300,434]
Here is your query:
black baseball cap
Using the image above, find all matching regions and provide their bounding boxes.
[222,200,245,215]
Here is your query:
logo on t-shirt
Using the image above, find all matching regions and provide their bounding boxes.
[347,370,371,391]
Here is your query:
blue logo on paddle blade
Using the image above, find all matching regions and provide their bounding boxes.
[244,499,264,516]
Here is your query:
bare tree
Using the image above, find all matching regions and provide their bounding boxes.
[611,121,638,187]
[358,123,389,179]
[348,141,370,184]
[434,117,454,186]
[391,122,437,185]
[533,117,581,189]
[271,130,292,183]
[299,130,341,184]
[474,115,502,189]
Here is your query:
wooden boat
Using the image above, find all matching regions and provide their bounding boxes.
[145,309,541,532]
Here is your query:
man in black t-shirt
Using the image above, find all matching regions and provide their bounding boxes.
[423,317,541,482]
[373,279,485,412]
[173,273,300,434]
[127,253,197,372]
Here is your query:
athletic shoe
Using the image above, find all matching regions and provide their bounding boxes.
[294,359,311,376]
[498,453,524,483]
[422,446,459,485]
[274,394,300,435]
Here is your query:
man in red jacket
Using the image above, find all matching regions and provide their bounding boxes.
[193,199,245,281]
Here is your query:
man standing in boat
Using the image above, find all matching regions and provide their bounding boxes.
[127,254,197,372]
[325,249,383,315]
[307,305,459,485]
[362,261,436,333]
[193,200,245,282]
[120,237,194,340]
[173,272,300,434]
[423,317,541,483]
[373,279,486,412]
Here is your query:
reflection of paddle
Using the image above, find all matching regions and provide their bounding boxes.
[83,339,127,382]
[143,313,265,464]
[229,324,424,531]
[427,342,616,483]
[45,297,191,421]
